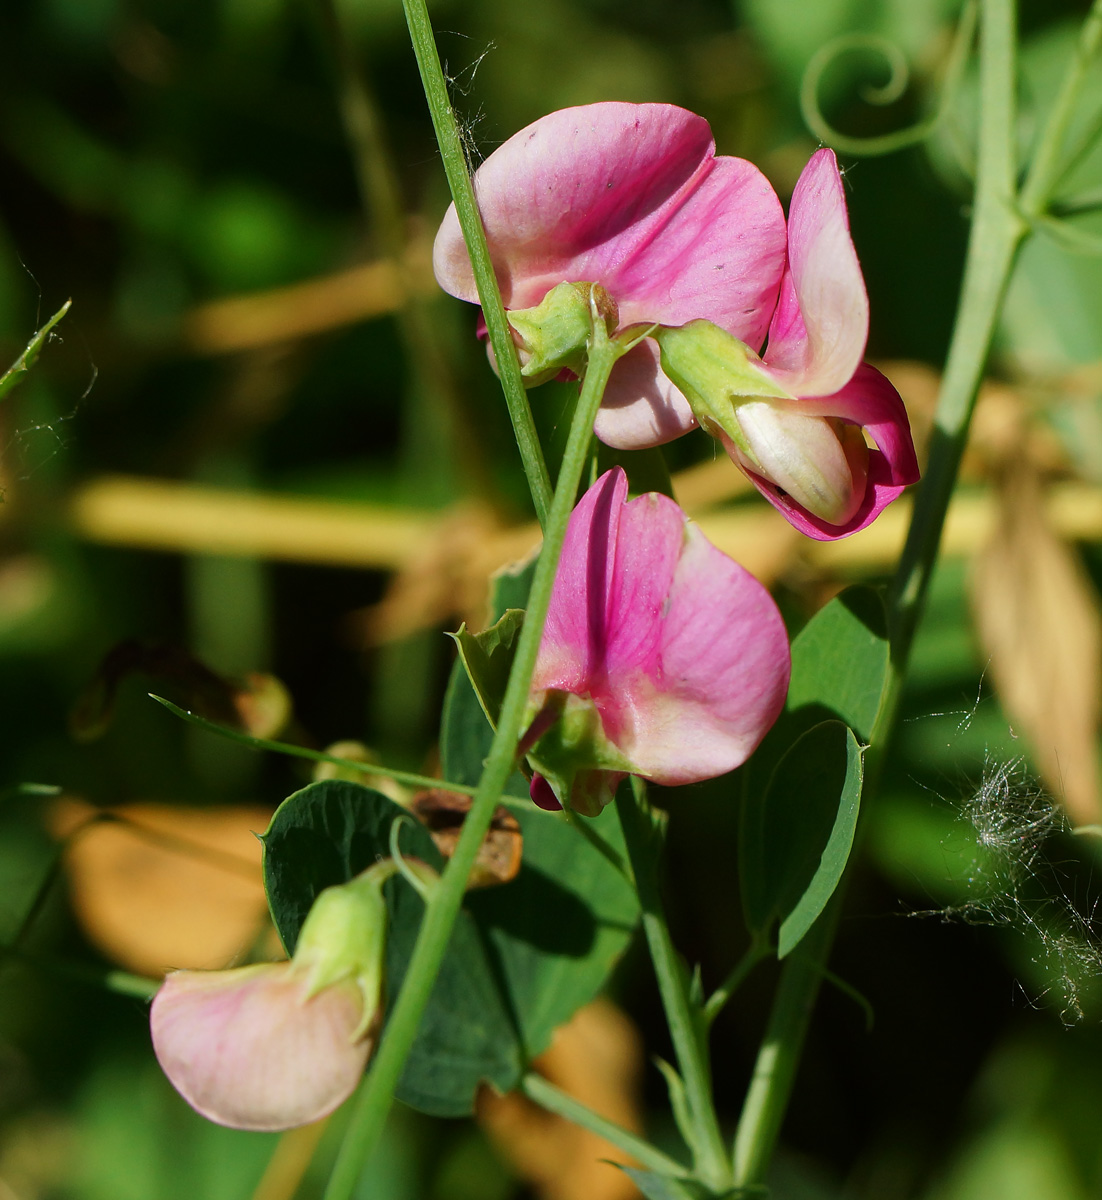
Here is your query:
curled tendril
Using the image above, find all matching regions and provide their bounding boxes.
[800,1,978,158]
[388,814,436,900]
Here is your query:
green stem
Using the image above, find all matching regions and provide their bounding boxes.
[731,913,838,1187]
[617,778,731,1190]
[731,0,1026,1188]
[520,1073,691,1178]
[401,0,553,525]
[1018,0,1102,217]
[322,313,625,1200]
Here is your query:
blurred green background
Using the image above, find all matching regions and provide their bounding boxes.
[3,0,1102,1196]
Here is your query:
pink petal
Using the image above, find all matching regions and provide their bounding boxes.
[433,103,785,343]
[733,362,919,540]
[434,103,716,310]
[531,468,633,697]
[592,340,698,450]
[608,520,791,783]
[151,964,370,1131]
[762,149,868,398]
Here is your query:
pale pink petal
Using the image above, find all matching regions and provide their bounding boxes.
[593,340,698,449]
[433,103,715,310]
[732,362,919,540]
[612,523,790,783]
[762,149,868,398]
[151,964,370,1131]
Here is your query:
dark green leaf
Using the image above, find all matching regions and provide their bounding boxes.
[742,721,862,954]
[777,724,864,958]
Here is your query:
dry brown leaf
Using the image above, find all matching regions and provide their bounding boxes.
[478,999,644,1200]
[971,457,1102,825]
[410,790,522,889]
[49,799,272,976]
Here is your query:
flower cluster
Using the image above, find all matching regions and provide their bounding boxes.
[434,102,919,539]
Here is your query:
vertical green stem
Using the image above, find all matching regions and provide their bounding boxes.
[400,0,553,525]
[617,778,731,1190]
[322,318,623,1200]
[731,0,1025,1188]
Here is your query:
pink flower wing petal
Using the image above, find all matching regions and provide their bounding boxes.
[593,340,698,450]
[763,149,868,398]
[151,965,370,1132]
[730,363,919,540]
[620,524,790,783]
[433,103,715,309]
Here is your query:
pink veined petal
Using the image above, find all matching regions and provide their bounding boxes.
[731,362,919,541]
[593,340,698,450]
[613,522,791,783]
[609,155,786,343]
[151,964,370,1132]
[530,468,628,696]
[762,149,869,398]
[433,103,716,310]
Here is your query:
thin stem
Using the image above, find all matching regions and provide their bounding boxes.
[322,311,626,1200]
[401,0,552,525]
[703,935,769,1027]
[520,1073,691,1178]
[617,778,731,1190]
[1019,0,1102,217]
[731,0,1025,1188]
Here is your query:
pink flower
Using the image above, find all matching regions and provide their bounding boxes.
[433,102,787,448]
[659,149,919,539]
[149,861,433,1130]
[151,961,373,1131]
[523,469,790,815]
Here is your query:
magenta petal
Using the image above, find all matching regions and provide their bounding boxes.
[151,964,370,1131]
[732,363,919,540]
[531,468,628,697]
[433,103,716,309]
[593,340,698,450]
[763,149,868,398]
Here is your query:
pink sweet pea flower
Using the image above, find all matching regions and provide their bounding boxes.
[523,468,790,815]
[150,859,436,1131]
[151,961,373,1131]
[660,149,919,540]
[433,102,787,448]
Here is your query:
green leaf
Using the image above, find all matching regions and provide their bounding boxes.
[776,724,864,958]
[784,585,889,741]
[262,776,639,1116]
[742,721,863,954]
[449,609,524,730]
[740,587,887,946]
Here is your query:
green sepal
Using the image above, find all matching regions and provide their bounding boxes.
[448,608,525,731]
[507,281,600,383]
[655,320,791,454]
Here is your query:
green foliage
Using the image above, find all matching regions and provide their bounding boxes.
[740,587,888,953]
[448,608,524,730]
